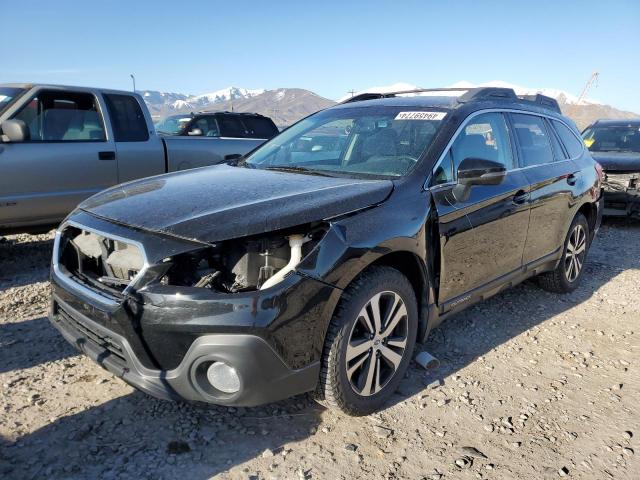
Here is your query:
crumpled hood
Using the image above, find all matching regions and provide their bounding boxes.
[79,165,393,242]
[591,151,640,172]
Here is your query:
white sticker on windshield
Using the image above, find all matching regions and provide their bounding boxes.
[395,111,446,121]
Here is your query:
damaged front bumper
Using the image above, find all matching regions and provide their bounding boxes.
[48,212,340,407]
[602,171,640,218]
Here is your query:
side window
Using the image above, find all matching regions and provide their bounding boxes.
[511,113,555,167]
[12,90,106,142]
[450,112,515,172]
[545,119,568,160]
[218,115,247,138]
[241,116,279,139]
[432,150,454,185]
[552,120,585,158]
[104,94,149,142]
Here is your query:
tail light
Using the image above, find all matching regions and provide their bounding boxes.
[593,162,604,199]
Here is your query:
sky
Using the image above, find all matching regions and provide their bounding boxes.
[2,0,639,111]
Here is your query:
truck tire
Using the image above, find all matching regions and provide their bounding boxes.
[537,213,590,293]
[315,266,418,416]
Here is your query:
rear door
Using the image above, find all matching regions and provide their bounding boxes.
[0,88,117,230]
[102,93,165,183]
[430,111,531,310]
[510,113,578,264]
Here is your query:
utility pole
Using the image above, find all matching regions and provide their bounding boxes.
[348,89,356,98]
[130,74,136,93]
[577,71,599,105]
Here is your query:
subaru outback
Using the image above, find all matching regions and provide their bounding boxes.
[49,87,603,415]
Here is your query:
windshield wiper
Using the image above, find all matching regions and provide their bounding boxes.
[263,166,334,177]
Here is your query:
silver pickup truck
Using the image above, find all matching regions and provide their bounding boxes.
[0,84,269,235]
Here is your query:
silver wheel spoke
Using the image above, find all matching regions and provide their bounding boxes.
[370,293,383,334]
[362,353,377,395]
[379,344,402,369]
[374,357,382,394]
[386,337,407,349]
[347,351,370,379]
[359,308,375,335]
[346,339,372,362]
[381,302,407,338]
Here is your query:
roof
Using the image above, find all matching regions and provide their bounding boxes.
[0,83,136,96]
[592,118,640,127]
[334,87,562,114]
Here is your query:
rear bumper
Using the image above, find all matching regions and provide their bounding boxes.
[50,295,320,406]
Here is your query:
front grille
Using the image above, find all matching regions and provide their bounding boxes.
[55,305,128,366]
[604,172,639,192]
[56,224,145,297]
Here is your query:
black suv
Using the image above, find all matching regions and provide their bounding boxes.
[582,119,640,218]
[155,111,279,139]
[49,87,603,415]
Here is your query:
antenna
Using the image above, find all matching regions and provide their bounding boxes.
[577,71,599,105]
[348,89,356,98]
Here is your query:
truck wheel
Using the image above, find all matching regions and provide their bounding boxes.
[537,213,590,293]
[315,266,418,416]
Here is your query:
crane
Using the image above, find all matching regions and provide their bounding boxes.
[577,71,599,105]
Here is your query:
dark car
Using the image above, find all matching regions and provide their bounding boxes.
[49,87,602,415]
[155,111,279,140]
[582,119,640,218]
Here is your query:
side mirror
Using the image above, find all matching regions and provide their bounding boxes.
[457,157,506,186]
[453,157,506,202]
[0,119,29,142]
[187,127,203,136]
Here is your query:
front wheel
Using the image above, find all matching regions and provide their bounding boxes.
[537,212,590,293]
[315,266,418,416]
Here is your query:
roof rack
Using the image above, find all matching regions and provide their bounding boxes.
[342,87,561,113]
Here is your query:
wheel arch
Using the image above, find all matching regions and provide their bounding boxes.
[322,250,431,344]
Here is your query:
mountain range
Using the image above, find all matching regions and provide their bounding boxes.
[141,81,638,130]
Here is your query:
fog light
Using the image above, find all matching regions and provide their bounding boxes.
[206,362,240,394]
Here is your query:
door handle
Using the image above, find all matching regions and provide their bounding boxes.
[513,190,530,205]
[566,173,579,186]
[98,151,116,161]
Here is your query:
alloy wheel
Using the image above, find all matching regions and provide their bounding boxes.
[565,224,587,282]
[345,291,409,396]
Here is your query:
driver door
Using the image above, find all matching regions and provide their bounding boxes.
[430,112,531,312]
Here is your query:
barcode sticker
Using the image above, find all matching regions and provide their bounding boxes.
[395,111,447,121]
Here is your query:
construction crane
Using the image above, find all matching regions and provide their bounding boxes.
[577,71,599,105]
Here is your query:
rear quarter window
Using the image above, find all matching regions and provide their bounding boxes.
[241,116,279,139]
[552,120,584,158]
[104,94,149,142]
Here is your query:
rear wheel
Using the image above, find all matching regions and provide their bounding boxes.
[315,266,418,416]
[537,213,589,293]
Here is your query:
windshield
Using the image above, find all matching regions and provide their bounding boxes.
[0,87,26,115]
[155,114,192,135]
[244,106,446,178]
[583,125,640,153]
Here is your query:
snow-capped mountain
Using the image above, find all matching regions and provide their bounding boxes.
[191,87,265,105]
[142,86,267,115]
[141,87,335,127]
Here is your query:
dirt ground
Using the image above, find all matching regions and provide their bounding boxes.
[0,219,638,480]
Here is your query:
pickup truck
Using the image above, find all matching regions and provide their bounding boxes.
[0,84,269,235]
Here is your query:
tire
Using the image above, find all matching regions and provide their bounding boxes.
[537,212,590,293]
[315,266,418,416]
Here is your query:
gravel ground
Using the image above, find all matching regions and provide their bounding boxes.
[0,220,638,480]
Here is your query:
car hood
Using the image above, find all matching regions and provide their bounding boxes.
[590,151,640,172]
[79,165,394,243]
